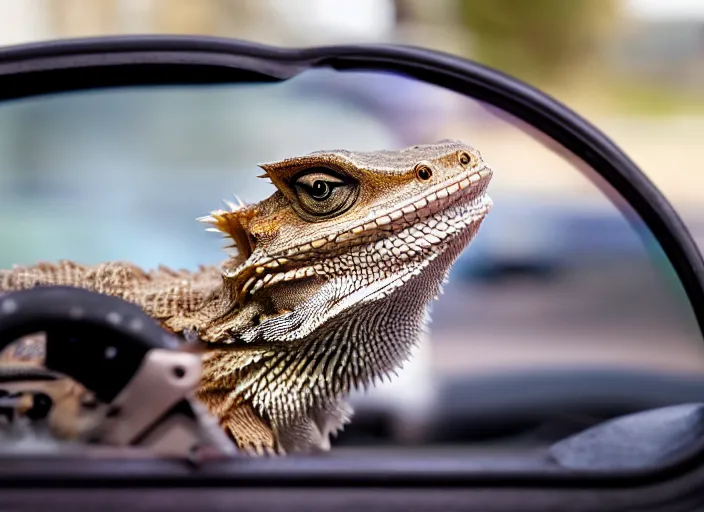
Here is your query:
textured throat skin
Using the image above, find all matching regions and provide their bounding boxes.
[0,140,493,454]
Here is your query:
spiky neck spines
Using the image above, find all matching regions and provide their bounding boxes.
[197,194,257,264]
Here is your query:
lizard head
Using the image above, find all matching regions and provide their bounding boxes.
[197,140,493,426]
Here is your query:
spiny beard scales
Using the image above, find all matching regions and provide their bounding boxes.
[235,282,427,428]
[226,217,484,429]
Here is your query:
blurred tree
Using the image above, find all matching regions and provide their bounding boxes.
[49,0,120,38]
[458,0,618,85]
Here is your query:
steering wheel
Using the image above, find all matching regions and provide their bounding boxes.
[0,286,233,457]
[0,35,702,511]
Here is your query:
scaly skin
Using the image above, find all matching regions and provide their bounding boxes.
[0,140,493,454]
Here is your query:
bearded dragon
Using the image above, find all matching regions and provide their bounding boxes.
[0,140,493,454]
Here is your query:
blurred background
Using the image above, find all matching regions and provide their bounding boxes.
[1,0,704,453]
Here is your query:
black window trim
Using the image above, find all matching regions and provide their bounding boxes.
[0,35,703,508]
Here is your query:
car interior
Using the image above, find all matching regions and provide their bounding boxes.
[0,35,703,511]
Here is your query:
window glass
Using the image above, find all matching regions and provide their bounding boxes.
[0,70,701,453]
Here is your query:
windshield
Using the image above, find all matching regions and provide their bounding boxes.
[0,69,701,456]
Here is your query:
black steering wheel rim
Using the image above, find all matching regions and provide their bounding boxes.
[0,286,181,402]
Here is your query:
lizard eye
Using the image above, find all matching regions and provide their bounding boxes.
[291,168,358,220]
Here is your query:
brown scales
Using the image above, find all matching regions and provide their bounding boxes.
[0,140,494,455]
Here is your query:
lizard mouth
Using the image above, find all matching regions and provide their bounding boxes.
[240,166,493,298]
